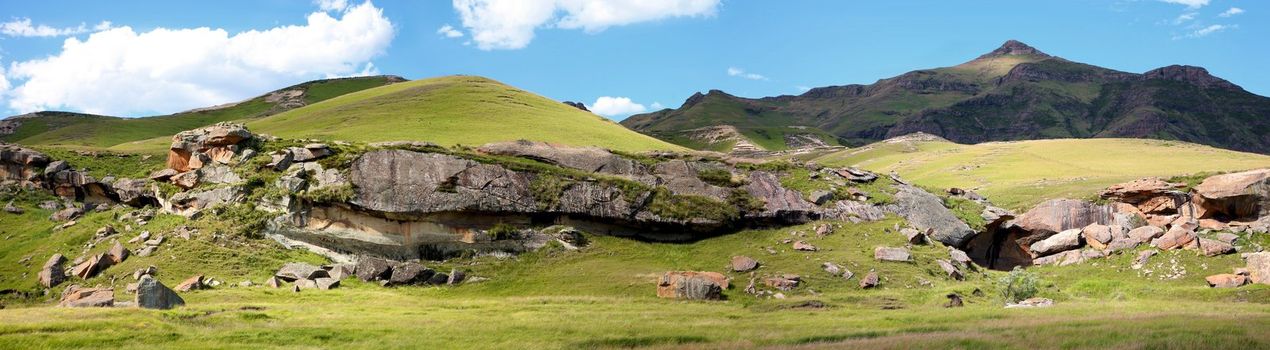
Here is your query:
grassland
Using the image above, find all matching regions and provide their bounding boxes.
[1,190,1267,348]
[807,137,1270,210]
[248,76,684,153]
[1,76,402,153]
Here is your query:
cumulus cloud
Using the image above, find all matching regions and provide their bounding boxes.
[0,18,112,37]
[437,24,464,38]
[590,96,647,116]
[1173,12,1197,24]
[3,1,394,116]
[314,0,350,12]
[1219,7,1244,17]
[727,67,767,81]
[453,0,720,50]
[649,101,665,110]
[1175,24,1235,39]
[1159,0,1210,9]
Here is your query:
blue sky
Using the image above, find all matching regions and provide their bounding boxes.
[0,0,1264,119]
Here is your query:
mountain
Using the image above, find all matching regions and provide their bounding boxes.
[622,40,1270,154]
[0,75,406,151]
[247,75,684,152]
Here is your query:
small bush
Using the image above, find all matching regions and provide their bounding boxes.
[299,185,354,203]
[529,175,571,210]
[487,223,520,240]
[696,167,736,187]
[998,267,1040,304]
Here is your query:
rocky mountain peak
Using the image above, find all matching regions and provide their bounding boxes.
[977,40,1051,60]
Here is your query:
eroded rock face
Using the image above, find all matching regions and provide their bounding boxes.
[168,123,253,172]
[136,275,185,309]
[38,254,67,288]
[59,286,115,307]
[1015,199,1118,244]
[1195,169,1270,220]
[1100,178,1184,204]
[888,184,975,246]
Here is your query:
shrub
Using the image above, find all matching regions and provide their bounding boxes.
[696,167,736,187]
[299,184,355,203]
[998,266,1040,304]
[487,223,520,240]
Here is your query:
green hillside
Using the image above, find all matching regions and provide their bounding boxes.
[247,75,685,152]
[807,136,1270,209]
[0,76,404,151]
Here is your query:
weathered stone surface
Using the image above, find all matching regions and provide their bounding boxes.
[1249,253,1270,284]
[792,241,818,251]
[294,278,318,289]
[730,256,758,272]
[174,275,204,292]
[71,253,110,279]
[657,272,728,300]
[37,254,67,288]
[447,269,465,285]
[1029,229,1083,257]
[265,276,282,288]
[1081,224,1114,250]
[290,144,332,162]
[136,245,157,257]
[949,248,973,267]
[164,186,243,217]
[275,263,329,282]
[315,277,340,290]
[50,206,83,222]
[325,264,354,280]
[888,184,975,247]
[936,259,963,280]
[168,123,252,172]
[1152,222,1197,250]
[1194,169,1270,220]
[132,266,156,280]
[426,272,450,285]
[1015,199,1117,239]
[59,285,114,307]
[874,247,912,262]
[822,262,843,276]
[1132,250,1158,269]
[834,167,877,183]
[135,275,185,309]
[112,178,156,206]
[1100,178,1184,204]
[902,228,928,245]
[355,257,394,282]
[1005,297,1054,308]
[859,271,879,288]
[1205,274,1248,288]
[106,241,129,264]
[763,275,801,291]
[1127,226,1165,244]
[745,171,817,220]
[1198,238,1235,256]
[388,262,434,285]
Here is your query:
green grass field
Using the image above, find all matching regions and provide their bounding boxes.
[807,137,1270,210]
[247,75,684,153]
[2,191,1267,349]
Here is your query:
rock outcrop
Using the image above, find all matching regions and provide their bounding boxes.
[656,271,728,300]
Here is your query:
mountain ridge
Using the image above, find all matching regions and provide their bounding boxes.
[622,40,1270,154]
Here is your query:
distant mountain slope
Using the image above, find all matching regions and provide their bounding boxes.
[623,40,1270,154]
[247,75,685,152]
[0,75,406,150]
[806,135,1270,209]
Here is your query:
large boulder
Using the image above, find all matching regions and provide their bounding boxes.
[1015,199,1118,239]
[37,254,67,288]
[135,275,185,309]
[1205,274,1248,288]
[888,184,975,247]
[477,140,644,177]
[1194,169,1270,220]
[355,257,394,282]
[656,271,728,300]
[59,285,115,307]
[1100,178,1184,204]
[167,123,253,172]
[71,253,111,279]
[1081,224,1115,250]
[275,263,329,282]
[1029,229,1083,257]
[1246,252,1270,285]
[387,262,434,285]
[1152,222,1197,250]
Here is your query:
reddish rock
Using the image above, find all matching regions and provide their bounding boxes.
[1081,224,1114,250]
[1205,274,1248,288]
[1099,177,1184,204]
[1246,253,1270,285]
[1194,169,1270,220]
[1152,222,1197,250]
[792,241,818,251]
[859,271,879,289]
[106,242,129,265]
[174,275,204,292]
[71,254,111,279]
[764,275,801,291]
[59,285,114,307]
[656,271,728,300]
[1198,238,1235,257]
[730,256,759,272]
[874,247,912,262]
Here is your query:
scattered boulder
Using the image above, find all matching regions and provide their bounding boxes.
[901,228,928,245]
[1152,222,1197,250]
[763,275,801,291]
[315,277,340,290]
[936,259,963,280]
[49,206,83,222]
[426,272,450,285]
[325,264,354,280]
[1029,229,1083,257]
[656,271,728,300]
[1246,252,1270,284]
[275,263,329,282]
[167,122,253,172]
[834,167,877,182]
[132,266,157,280]
[136,246,158,257]
[388,262,434,285]
[889,184,976,247]
[945,293,964,308]
[859,271,879,289]
[265,276,282,288]
[37,254,67,288]
[59,285,114,307]
[1194,169,1270,220]
[4,201,22,214]
[1080,224,1114,250]
[447,269,466,285]
[294,278,318,290]
[355,257,394,282]
[1127,226,1164,244]
[949,248,973,268]
[106,242,129,264]
[1198,238,1235,257]
[135,275,185,309]
[1205,274,1248,288]
[874,247,912,262]
[1132,250,1158,270]
[821,262,843,276]
[792,241,818,251]
[730,256,759,272]
[174,275,204,292]
[71,254,110,279]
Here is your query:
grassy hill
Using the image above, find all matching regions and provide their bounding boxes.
[805,136,1270,210]
[247,75,684,152]
[0,76,405,152]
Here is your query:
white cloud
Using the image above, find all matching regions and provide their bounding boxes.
[649,101,665,110]
[727,67,767,81]
[795,85,811,93]
[1173,12,1197,24]
[437,24,464,38]
[1219,7,1245,17]
[0,18,113,38]
[590,96,647,116]
[314,0,350,12]
[4,1,394,116]
[453,0,721,50]
[1175,24,1235,39]
[1159,0,1210,9]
